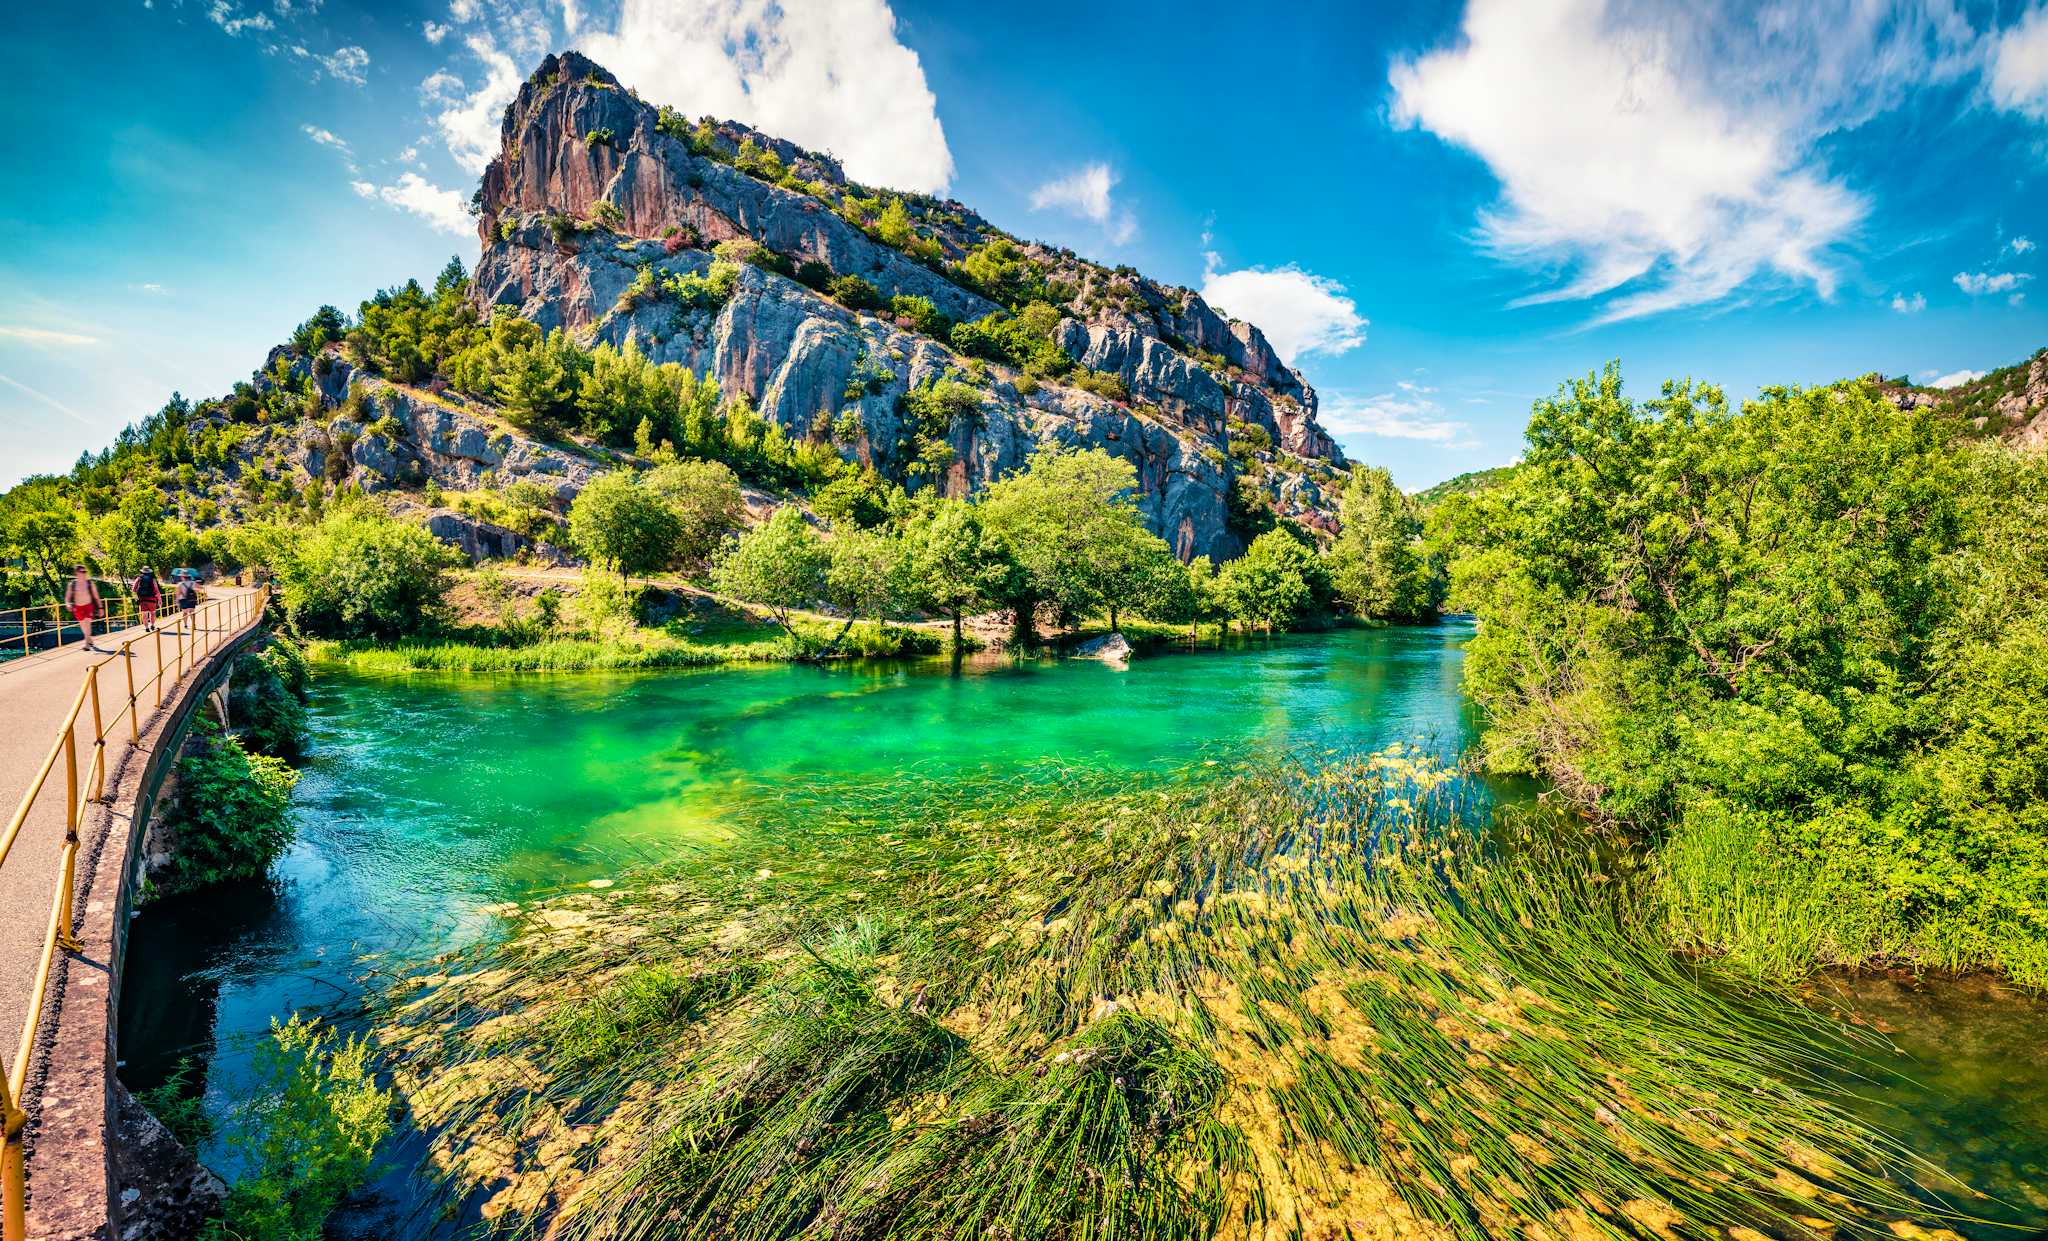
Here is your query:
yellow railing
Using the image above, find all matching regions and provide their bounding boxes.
[0,584,268,1241]
[0,597,141,662]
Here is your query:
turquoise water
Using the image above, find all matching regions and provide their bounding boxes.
[118,623,2048,1235]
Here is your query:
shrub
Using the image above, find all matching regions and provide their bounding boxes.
[584,128,617,150]
[1070,368,1130,403]
[156,723,298,896]
[793,259,834,291]
[888,294,950,338]
[828,274,884,313]
[663,261,740,311]
[202,1017,392,1241]
[274,502,459,640]
[228,636,312,762]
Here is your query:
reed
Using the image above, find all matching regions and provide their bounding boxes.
[375,754,1980,1240]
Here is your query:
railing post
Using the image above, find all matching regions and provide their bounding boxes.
[2,1077,24,1241]
[154,628,165,707]
[124,647,139,743]
[87,668,106,803]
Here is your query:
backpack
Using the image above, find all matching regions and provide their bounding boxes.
[134,570,157,601]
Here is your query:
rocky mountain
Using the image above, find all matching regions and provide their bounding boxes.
[462,51,1348,558]
[1877,348,2048,451]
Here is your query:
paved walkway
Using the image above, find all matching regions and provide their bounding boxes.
[0,591,257,1075]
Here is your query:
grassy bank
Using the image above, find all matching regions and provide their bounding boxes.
[378,755,1977,1240]
[306,615,942,674]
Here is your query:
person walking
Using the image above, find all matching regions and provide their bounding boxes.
[174,573,200,632]
[65,565,107,653]
[134,565,162,632]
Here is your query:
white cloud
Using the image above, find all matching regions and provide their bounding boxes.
[2013,291,2029,307]
[0,326,100,347]
[560,0,581,35]
[134,283,169,295]
[581,0,954,193]
[1319,390,1469,443]
[1890,291,1926,314]
[208,1,273,36]
[2007,235,2037,256]
[320,45,369,85]
[302,124,350,153]
[1029,163,1136,244]
[1954,270,2032,295]
[1200,254,1367,366]
[1388,0,1975,323]
[357,174,473,235]
[424,20,450,43]
[429,36,521,175]
[1987,3,2048,122]
[449,0,479,21]
[1930,369,1986,388]
[398,145,421,164]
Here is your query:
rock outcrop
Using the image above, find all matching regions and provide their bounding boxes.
[1877,351,2048,452]
[466,51,1348,557]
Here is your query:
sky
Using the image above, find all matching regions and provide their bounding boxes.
[3,0,2047,491]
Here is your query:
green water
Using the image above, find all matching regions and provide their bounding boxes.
[119,623,2048,1235]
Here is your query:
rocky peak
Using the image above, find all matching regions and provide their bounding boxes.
[467,52,1350,557]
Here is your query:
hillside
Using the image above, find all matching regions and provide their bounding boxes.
[1876,346,2048,450]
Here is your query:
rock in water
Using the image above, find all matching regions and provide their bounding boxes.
[1072,633,1133,665]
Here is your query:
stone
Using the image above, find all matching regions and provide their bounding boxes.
[1072,632,1133,665]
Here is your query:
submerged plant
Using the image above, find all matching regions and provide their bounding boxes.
[377,755,1982,1240]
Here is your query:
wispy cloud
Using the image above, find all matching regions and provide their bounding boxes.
[1029,163,1137,245]
[1200,254,1366,366]
[207,0,273,36]
[0,326,100,347]
[1389,0,1978,323]
[1889,291,1926,314]
[0,373,94,424]
[357,172,473,235]
[320,45,369,85]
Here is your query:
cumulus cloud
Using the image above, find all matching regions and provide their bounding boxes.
[1890,291,1926,313]
[2007,235,2037,256]
[1318,390,1469,443]
[1930,368,1986,388]
[429,36,521,175]
[581,0,954,193]
[320,45,369,84]
[1029,163,1136,244]
[1987,3,2048,122]
[360,173,473,235]
[1200,254,1367,366]
[424,20,450,43]
[1954,270,2032,295]
[1388,0,1980,323]
[207,0,273,36]
[0,326,100,347]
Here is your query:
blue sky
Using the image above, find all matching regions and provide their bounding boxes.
[4,0,2046,490]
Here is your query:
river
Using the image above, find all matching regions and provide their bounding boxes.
[119,621,2048,1235]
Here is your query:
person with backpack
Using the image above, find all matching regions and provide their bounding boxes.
[174,573,200,631]
[65,565,107,653]
[134,566,161,632]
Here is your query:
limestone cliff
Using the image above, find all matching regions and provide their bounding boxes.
[465,51,1347,557]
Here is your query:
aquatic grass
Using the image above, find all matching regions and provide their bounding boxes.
[306,617,941,674]
[375,755,1985,1240]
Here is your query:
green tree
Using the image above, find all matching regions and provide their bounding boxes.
[1220,529,1319,632]
[822,527,904,650]
[1326,465,1438,620]
[641,459,746,574]
[1,480,83,600]
[569,472,684,586]
[711,507,828,636]
[901,498,1012,647]
[979,446,1154,637]
[96,484,171,576]
[273,502,459,640]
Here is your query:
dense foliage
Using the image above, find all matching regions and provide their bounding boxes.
[269,502,460,640]
[1439,365,2048,984]
[156,723,299,897]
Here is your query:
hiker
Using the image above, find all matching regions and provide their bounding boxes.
[174,573,200,631]
[65,565,106,653]
[134,565,162,631]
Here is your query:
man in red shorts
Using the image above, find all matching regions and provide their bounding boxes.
[65,565,107,653]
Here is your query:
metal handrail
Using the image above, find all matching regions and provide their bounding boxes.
[0,598,142,662]
[0,585,268,1240]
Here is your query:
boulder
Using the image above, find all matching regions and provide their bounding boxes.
[1072,632,1133,665]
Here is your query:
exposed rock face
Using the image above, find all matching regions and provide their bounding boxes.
[1996,356,2048,451]
[468,51,1347,557]
[1877,353,2048,452]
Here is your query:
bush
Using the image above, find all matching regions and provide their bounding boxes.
[273,503,459,641]
[569,472,683,584]
[828,274,884,313]
[228,637,311,762]
[156,723,298,896]
[711,507,827,634]
[202,1017,392,1241]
